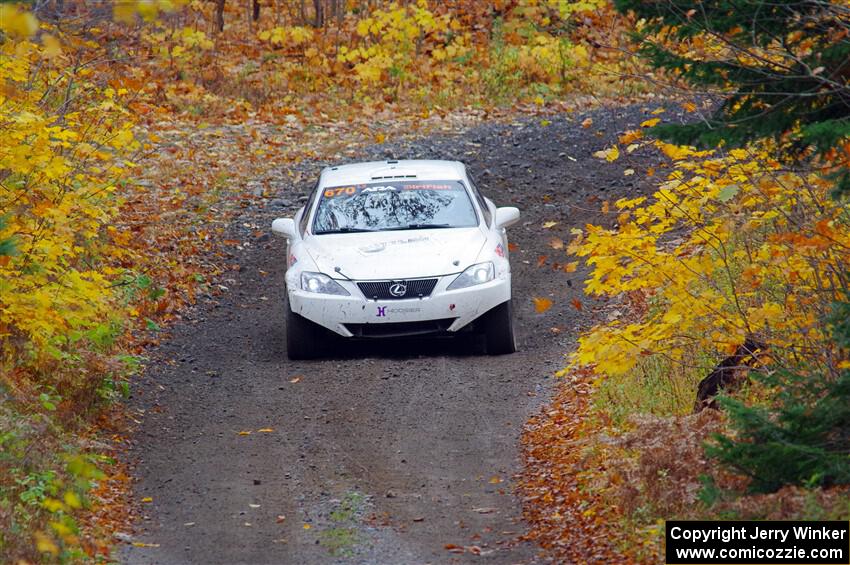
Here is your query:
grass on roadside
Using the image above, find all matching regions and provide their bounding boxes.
[591,354,711,426]
[318,491,368,557]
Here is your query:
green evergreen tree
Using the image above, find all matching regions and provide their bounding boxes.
[708,354,850,493]
[615,0,850,194]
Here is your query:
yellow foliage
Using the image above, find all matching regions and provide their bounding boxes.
[145,26,212,63]
[571,142,850,377]
[333,1,455,85]
[258,26,313,47]
[593,145,620,162]
[63,490,83,509]
[33,531,59,555]
[113,0,185,23]
[0,15,138,366]
[0,4,38,38]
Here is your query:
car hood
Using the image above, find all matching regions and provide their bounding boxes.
[305,227,487,280]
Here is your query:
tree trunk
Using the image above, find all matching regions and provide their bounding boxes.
[253,0,261,21]
[312,0,324,27]
[694,338,765,412]
[330,0,343,23]
[215,0,226,32]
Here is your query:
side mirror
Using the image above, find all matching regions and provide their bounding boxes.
[271,218,297,239]
[495,207,520,229]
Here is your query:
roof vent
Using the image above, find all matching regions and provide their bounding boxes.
[370,167,416,180]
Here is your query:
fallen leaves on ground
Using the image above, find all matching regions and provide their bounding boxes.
[593,145,620,162]
[532,297,554,313]
[518,369,629,563]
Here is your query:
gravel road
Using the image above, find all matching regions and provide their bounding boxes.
[122,104,662,564]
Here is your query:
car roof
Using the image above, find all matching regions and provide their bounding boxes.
[320,160,467,187]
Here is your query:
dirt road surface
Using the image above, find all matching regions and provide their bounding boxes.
[122,105,659,564]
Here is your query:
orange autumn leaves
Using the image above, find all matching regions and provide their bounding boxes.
[531,233,580,314]
[533,297,554,313]
[237,428,275,435]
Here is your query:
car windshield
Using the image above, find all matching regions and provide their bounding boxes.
[312,180,478,234]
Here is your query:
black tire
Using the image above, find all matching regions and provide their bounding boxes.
[483,300,517,355]
[285,295,324,360]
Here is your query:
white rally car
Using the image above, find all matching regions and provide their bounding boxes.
[271,160,520,360]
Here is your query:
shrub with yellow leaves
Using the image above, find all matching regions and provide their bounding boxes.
[340,0,452,87]
[113,0,185,23]
[0,20,137,370]
[143,25,214,70]
[1,10,142,560]
[0,4,38,38]
[0,15,138,374]
[570,142,850,381]
[553,136,850,563]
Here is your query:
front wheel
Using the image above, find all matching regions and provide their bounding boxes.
[483,300,517,355]
[285,295,324,360]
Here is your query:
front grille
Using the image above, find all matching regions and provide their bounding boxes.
[345,318,456,338]
[357,278,438,300]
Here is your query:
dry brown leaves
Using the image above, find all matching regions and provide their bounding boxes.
[520,367,850,563]
[715,484,850,520]
[518,368,631,563]
[606,411,728,520]
[75,409,137,561]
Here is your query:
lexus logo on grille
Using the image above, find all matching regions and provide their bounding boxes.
[388,282,407,297]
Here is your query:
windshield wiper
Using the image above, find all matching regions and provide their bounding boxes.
[315,227,376,234]
[398,223,453,230]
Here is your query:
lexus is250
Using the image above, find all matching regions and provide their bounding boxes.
[271,159,520,360]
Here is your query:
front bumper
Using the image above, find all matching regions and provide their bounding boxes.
[287,274,511,338]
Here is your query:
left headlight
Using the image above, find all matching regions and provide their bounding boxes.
[447,262,495,290]
[300,272,350,296]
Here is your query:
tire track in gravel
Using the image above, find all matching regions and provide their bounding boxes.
[121,103,670,564]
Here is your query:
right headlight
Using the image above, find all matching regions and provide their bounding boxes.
[300,272,350,296]
[447,262,495,290]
